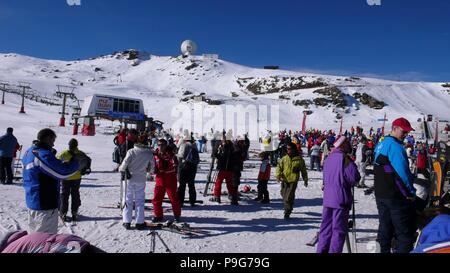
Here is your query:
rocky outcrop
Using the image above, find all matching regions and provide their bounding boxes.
[353,92,386,109]
[237,76,327,95]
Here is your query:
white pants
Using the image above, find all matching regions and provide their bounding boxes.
[122,182,146,224]
[357,162,366,186]
[28,209,59,234]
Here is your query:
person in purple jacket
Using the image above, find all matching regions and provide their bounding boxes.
[317,136,361,253]
[0,230,105,253]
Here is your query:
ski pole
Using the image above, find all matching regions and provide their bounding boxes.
[352,187,358,253]
[156,232,172,253]
[149,231,156,253]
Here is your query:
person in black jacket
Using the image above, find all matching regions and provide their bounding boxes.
[210,136,239,205]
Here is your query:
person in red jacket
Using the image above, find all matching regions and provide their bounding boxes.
[254,152,271,203]
[152,139,182,223]
[416,142,429,177]
[114,129,127,146]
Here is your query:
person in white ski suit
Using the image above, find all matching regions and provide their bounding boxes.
[355,138,368,188]
[119,136,154,230]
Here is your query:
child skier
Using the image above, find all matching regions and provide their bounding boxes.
[254,152,271,203]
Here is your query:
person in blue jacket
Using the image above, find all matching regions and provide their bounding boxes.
[0,127,18,184]
[373,117,417,253]
[22,128,80,234]
[412,207,450,253]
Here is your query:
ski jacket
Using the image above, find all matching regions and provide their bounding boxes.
[57,148,84,180]
[373,136,416,200]
[0,231,91,253]
[154,149,178,176]
[412,214,450,253]
[215,141,234,171]
[119,144,154,183]
[355,143,368,163]
[276,154,308,184]
[22,143,79,211]
[0,132,18,158]
[310,145,321,157]
[417,149,428,170]
[322,149,361,209]
[258,159,271,181]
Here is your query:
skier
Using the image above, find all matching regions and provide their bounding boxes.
[254,152,271,203]
[0,128,19,184]
[310,141,321,171]
[276,142,308,220]
[152,139,182,223]
[416,142,429,177]
[22,129,80,234]
[119,135,154,230]
[112,129,127,171]
[0,230,105,253]
[374,118,417,253]
[57,139,91,222]
[177,137,199,207]
[317,136,361,253]
[412,207,450,253]
[210,134,239,205]
[355,138,368,188]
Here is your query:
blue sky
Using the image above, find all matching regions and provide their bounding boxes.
[0,0,449,82]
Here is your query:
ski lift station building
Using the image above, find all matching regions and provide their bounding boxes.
[80,94,162,136]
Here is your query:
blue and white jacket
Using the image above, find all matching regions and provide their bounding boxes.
[373,136,416,200]
[412,214,450,253]
[22,143,80,211]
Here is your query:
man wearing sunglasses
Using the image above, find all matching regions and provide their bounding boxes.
[373,117,417,253]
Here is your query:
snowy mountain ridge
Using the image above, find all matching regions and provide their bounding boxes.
[0,50,449,133]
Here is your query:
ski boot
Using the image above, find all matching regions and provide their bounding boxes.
[284,213,291,220]
[253,194,263,202]
[151,216,164,223]
[260,194,270,204]
[71,212,78,222]
[135,223,146,230]
[174,216,181,223]
[209,196,221,204]
[230,196,239,206]
[123,223,131,230]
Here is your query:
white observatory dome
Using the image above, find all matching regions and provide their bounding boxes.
[181,40,197,56]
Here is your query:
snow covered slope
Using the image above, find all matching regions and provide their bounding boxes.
[1,51,447,253]
[1,51,449,134]
[0,95,381,253]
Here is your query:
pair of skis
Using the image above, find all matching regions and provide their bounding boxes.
[145,220,208,237]
[203,157,217,197]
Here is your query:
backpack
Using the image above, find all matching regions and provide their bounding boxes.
[185,147,200,166]
[112,146,121,163]
[77,152,92,175]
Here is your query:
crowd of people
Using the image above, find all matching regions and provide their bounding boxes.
[0,115,449,253]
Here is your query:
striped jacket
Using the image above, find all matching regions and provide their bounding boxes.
[22,144,79,211]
